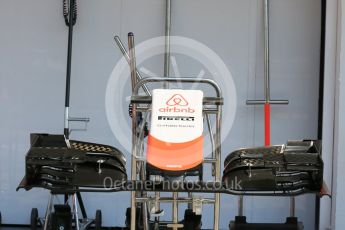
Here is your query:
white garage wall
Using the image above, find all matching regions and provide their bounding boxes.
[0,0,321,229]
[331,1,345,229]
[319,0,338,229]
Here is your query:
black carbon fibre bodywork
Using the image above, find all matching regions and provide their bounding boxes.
[19,133,127,190]
[222,140,323,193]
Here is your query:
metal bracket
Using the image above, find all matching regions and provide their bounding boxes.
[148,197,165,217]
[166,223,184,229]
[97,160,105,174]
[192,197,203,215]
[150,208,165,218]
[246,100,289,105]
[68,116,90,134]
[212,163,216,177]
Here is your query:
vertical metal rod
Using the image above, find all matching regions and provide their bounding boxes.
[128,33,137,92]
[290,197,296,217]
[214,193,220,230]
[138,118,152,230]
[43,194,54,230]
[172,192,178,229]
[64,0,76,139]
[130,193,136,230]
[114,36,151,96]
[206,114,216,159]
[164,0,172,88]
[140,160,149,230]
[76,192,87,219]
[142,201,149,230]
[247,0,288,145]
[263,0,271,146]
[238,196,244,216]
[263,0,270,103]
[128,32,138,230]
[213,105,222,230]
[153,191,160,230]
[188,192,193,209]
[73,194,80,230]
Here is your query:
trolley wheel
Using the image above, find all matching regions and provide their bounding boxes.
[95,210,102,230]
[30,208,39,230]
[182,209,202,230]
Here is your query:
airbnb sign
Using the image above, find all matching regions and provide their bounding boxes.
[159,93,195,113]
[166,94,189,106]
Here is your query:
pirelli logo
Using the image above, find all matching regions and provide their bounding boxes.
[158,116,195,121]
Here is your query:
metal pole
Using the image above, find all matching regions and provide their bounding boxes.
[64,0,75,139]
[263,0,271,146]
[290,197,296,217]
[128,33,137,92]
[246,0,288,145]
[264,0,295,219]
[213,104,222,230]
[140,159,149,230]
[246,0,288,105]
[128,32,138,230]
[43,194,54,230]
[238,196,244,216]
[73,194,80,230]
[114,36,151,96]
[264,0,270,103]
[164,0,171,88]
[172,192,178,230]
[76,192,87,219]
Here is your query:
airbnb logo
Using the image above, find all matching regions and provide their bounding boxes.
[166,94,189,107]
[159,94,195,113]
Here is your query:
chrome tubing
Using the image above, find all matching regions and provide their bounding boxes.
[164,0,172,89]
[264,0,270,103]
[128,32,138,230]
[114,36,151,96]
[133,77,222,98]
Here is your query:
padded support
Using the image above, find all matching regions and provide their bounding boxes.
[147,89,204,173]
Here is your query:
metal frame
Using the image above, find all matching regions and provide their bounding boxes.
[123,4,221,227]
[129,77,222,230]
[126,31,222,230]
[39,193,94,230]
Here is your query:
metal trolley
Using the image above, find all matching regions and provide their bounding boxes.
[31,192,100,230]
[129,76,223,230]
[119,30,224,229]
[130,76,222,230]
